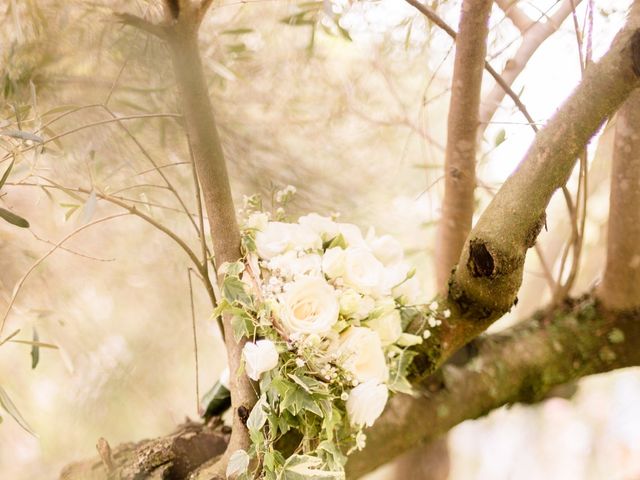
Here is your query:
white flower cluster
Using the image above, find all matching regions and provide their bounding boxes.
[238,211,428,427]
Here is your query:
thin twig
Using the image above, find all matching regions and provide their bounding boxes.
[188,268,201,414]
[0,213,129,336]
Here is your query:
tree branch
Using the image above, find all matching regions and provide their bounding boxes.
[479,0,584,134]
[597,89,640,310]
[495,0,534,32]
[346,296,640,477]
[435,0,493,292]
[161,4,255,474]
[59,296,640,480]
[405,0,539,130]
[113,12,168,40]
[443,7,640,359]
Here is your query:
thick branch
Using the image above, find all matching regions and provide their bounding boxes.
[60,297,640,480]
[435,0,493,292]
[346,297,640,477]
[161,3,255,474]
[597,89,640,310]
[479,0,583,134]
[445,9,640,357]
[495,0,534,32]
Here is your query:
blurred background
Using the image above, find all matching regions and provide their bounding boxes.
[0,1,638,478]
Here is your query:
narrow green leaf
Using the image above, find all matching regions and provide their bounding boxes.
[78,190,97,225]
[30,328,39,369]
[0,329,20,346]
[0,386,36,436]
[0,207,29,228]
[494,128,506,147]
[0,130,44,143]
[0,159,14,190]
[221,28,254,35]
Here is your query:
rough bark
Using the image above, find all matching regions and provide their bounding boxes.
[346,297,640,477]
[597,89,640,309]
[435,0,493,292]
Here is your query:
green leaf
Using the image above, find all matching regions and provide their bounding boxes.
[0,158,14,190]
[30,328,39,369]
[388,349,417,395]
[283,455,344,479]
[0,207,29,228]
[280,12,316,26]
[221,28,254,35]
[231,312,255,341]
[494,128,506,147]
[200,381,231,420]
[0,130,44,143]
[326,233,347,249]
[289,373,329,395]
[78,190,97,225]
[222,276,252,306]
[226,449,250,478]
[246,395,268,433]
[0,386,36,436]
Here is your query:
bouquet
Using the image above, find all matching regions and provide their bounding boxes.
[214,189,445,479]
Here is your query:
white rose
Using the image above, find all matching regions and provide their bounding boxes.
[322,247,346,279]
[267,251,322,279]
[255,222,322,259]
[336,327,388,383]
[342,247,387,296]
[278,276,339,335]
[346,381,389,427]
[369,234,404,266]
[367,309,402,346]
[298,213,339,241]
[392,276,422,305]
[242,339,279,381]
[245,211,269,231]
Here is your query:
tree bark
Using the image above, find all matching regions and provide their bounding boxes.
[445,9,640,358]
[435,0,493,292]
[160,1,256,475]
[597,89,640,309]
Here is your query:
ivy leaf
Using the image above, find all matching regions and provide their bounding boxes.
[226,449,250,479]
[0,207,29,228]
[0,385,36,436]
[231,311,255,341]
[222,276,252,306]
[283,455,344,479]
[388,349,417,395]
[246,395,268,433]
